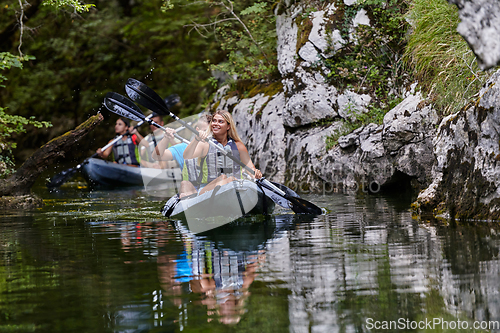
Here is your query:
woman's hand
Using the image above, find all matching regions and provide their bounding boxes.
[164,127,175,141]
[245,169,262,179]
[195,128,210,142]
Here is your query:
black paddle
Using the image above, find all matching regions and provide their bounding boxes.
[124,78,323,215]
[104,92,191,145]
[46,113,152,188]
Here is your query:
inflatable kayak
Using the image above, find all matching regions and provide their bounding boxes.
[161,179,275,233]
[81,158,182,188]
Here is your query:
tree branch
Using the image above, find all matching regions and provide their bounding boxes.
[0,0,43,52]
[0,113,103,196]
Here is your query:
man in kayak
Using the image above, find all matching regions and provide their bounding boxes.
[96,118,144,167]
[183,110,262,196]
[176,114,210,198]
[139,112,179,169]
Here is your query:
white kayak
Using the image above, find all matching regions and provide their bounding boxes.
[161,179,275,234]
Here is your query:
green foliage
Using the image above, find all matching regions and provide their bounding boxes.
[42,0,95,12]
[0,0,221,160]
[0,109,52,150]
[403,0,492,115]
[323,0,409,149]
[0,107,52,178]
[0,52,51,177]
[325,96,402,151]
[160,0,174,11]
[0,53,34,88]
[324,0,409,95]
[167,0,278,83]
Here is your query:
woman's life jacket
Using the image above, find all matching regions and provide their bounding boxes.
[205,137,241,182]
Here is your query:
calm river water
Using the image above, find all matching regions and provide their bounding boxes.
[1,175,500,333]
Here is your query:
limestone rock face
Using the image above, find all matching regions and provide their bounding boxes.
[232,93,288,184]
[447,0,500,70]
[214,0,500,221]
[285,93,438,194]
[214,1,439,195]
[221,87,438,195]
[276,2,374,128]
[416,69,500,219]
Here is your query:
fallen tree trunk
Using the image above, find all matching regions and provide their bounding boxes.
[0,113,103,200]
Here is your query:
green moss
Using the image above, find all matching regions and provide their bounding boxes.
[295,17,313,54]
[210,100,221,113]
[247,81,283,98]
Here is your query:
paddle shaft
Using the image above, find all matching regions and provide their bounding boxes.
[148,120,190,145]
[105,99,268,189]
[123,81,288,197]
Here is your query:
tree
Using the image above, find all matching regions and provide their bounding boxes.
[0,0,95,177]
[163,0,278,84]
[0,0,219,163]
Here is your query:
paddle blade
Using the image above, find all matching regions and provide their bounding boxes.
[257,179,322,215]
[258,184,292,209]
[125,78,169,115]
[104,92,144,122]
[47,167,78,188]
[287,196,323,215]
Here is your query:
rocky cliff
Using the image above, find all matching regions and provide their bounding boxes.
[416,71,500,220]
[213,0,500,220]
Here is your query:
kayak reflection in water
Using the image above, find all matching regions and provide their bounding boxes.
[157,221,265,325]
[183,110,263,197]
[96,118,144,167]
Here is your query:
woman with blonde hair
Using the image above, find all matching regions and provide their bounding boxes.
[183,110,262,195]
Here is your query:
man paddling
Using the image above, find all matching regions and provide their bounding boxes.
[96,118,143,167]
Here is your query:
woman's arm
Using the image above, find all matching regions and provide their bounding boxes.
[235,141,262,179]
[96,139,115,159]
[183,130,209,159]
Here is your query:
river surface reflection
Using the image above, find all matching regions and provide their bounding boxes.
[1,177,499,332]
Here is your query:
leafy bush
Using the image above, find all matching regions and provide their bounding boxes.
[42,0,95,12]
[166,0,278,85]
[323,0,409,149]
[403,0,493,115]
[1,53,52,178]
[324,0,410,98]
